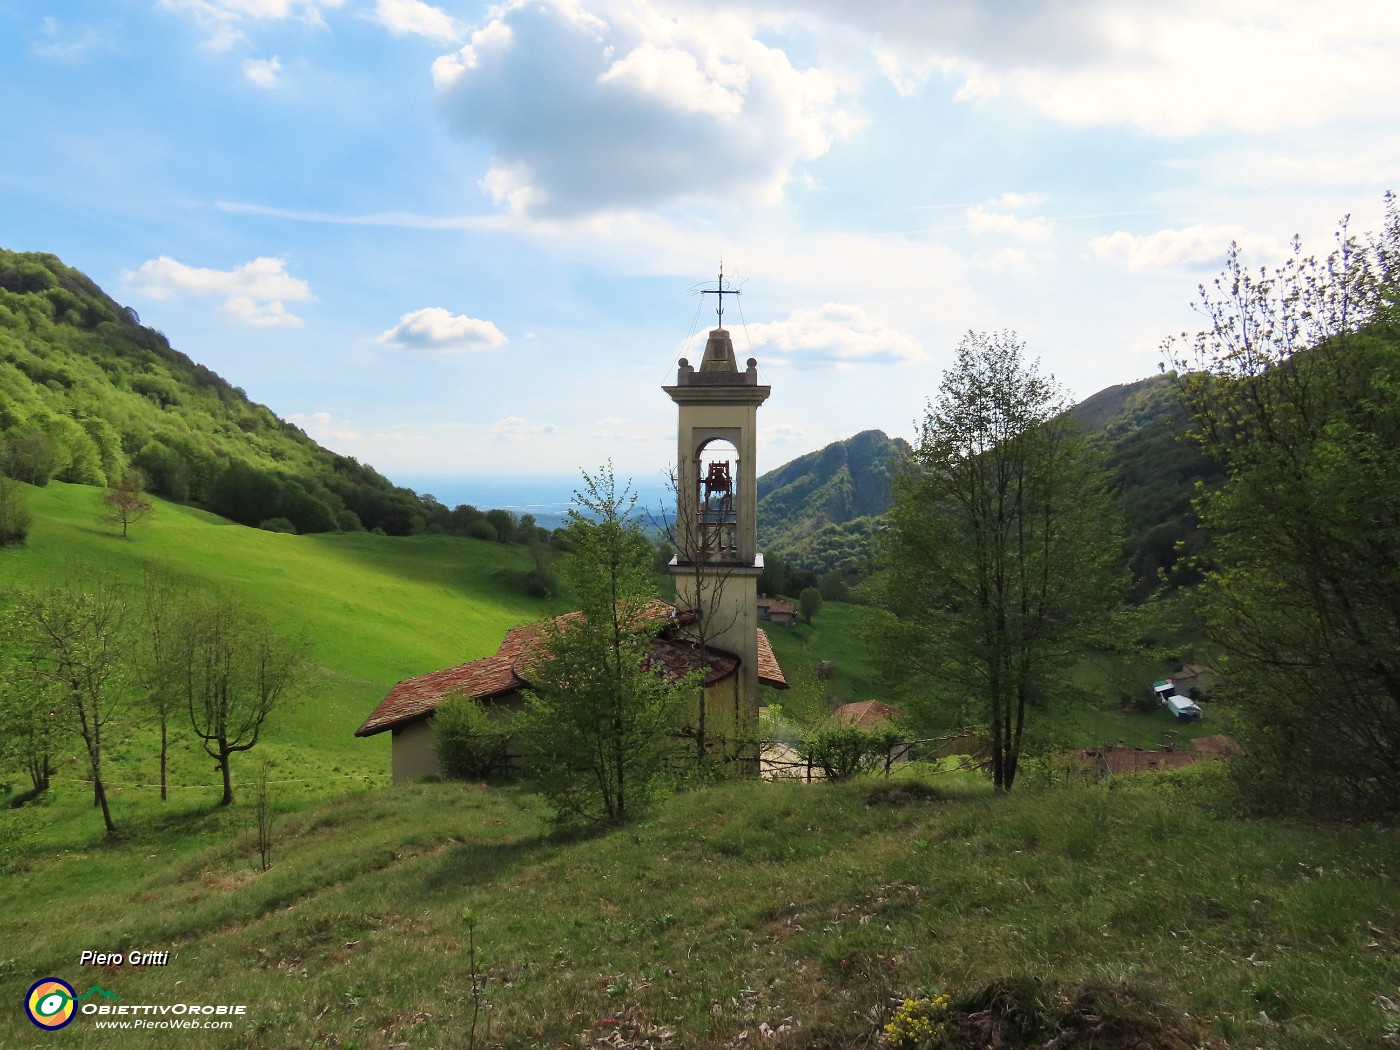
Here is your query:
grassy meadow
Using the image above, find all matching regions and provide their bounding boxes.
[0,481,554,839]
[3,482,1398,1048]
[1,771,1397,1048]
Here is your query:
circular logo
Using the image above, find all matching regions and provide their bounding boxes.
[26,978,77,1030]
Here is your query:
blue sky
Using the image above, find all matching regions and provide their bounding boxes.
[4,0,1398,501]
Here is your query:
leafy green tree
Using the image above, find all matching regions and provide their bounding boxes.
[0,475,30,547]
[172,591,312,806]
[14,576,132,834]
[520,467,696,825]
[1163,199,1400,818]
[0,594,60,793]
[799,586,824,623]
[871,331,1123,792]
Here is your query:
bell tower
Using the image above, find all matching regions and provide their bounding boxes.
[664,273,770,769]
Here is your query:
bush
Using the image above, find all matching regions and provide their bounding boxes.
[798,721,903,781]
[467,520,498,542]
[433,695,514,780]
[259,517,297,534]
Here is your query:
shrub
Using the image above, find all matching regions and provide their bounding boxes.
[259,517,297,534]
[467,520,497,542]
[798,721,904,781]
[433,695,514,780]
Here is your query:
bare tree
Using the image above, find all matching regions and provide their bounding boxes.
[137,563,184,801]
[174,591,311,806]
[652,466,746,763]
[101,468,153,539]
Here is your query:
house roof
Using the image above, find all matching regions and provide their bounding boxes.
[757,597,796,615]
[835,699,904,730]
[356,602,786,737]
[1079,745,1197,775]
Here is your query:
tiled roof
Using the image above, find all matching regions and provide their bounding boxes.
[1190,734,1240,757]
[756,628,787,690]
[835,699,904,729]
[1079,745,1197,775]
[357,601,760,736]
[757,597,796,615]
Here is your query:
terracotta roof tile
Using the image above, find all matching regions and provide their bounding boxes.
[756,628,787,690]
[356,601,749,736]
[835,699,904,729]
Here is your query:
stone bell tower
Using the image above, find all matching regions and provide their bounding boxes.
[664,279,771,769]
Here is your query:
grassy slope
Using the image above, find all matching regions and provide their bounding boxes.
[0,771,1395,1049]
[0,481,551,830]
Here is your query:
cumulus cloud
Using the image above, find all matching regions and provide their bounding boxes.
[743,303,924,368]
[966,205,1051,240]
[126,255,313,327]
[492,416,558,442]
[370,0,461,42]
[431,0,857,217]
[1089,225,1284,272]
[242,56,282,87]
[377,307,507,351]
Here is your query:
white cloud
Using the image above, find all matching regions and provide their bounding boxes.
[972,247,1039,277]
[242,56,282,87]
[743,303,925,368]
[966,205,1051,240]
[126,255,313,327]
[432,0,858,217]
[1089,225,1285,272]
[761,423,807,445]
[747,0,1400,138]
[377,307,508,351]
[159,0,345,50]
[371,0,461,42]
[492,416,558,442]
[32,17,118,62]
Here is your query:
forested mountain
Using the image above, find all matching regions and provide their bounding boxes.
[755,429,907,575]
[756,379,1220,594]
[0,249,429,534]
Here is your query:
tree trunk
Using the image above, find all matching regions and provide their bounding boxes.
[218,749,234,806]
[159,719,168,802]
[94,774,116,836]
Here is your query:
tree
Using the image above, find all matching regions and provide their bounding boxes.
[1162,199,1400,818]
[173,591,311,806]
[799,586,823,624]
[0,594,60,794]
[101,468,153,538]
[136,564,184,801]
[652,466,748,763]
[15,576,132,834]
[0,475,30,547]
[871,332,1123,792]
[433,693,515,780]
[520,467,696,825]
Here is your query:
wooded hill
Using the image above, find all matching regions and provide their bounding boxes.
[0,249,428,535]
[756,379,1220,595]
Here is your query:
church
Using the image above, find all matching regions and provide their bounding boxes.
[355,314,787,781]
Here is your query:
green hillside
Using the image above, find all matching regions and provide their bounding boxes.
[0,249,429,535]
[755,429,907,575]
[1,771,1394,1048]
[0,481,552,809]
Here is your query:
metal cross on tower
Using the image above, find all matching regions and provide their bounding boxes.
[700,263,740,325]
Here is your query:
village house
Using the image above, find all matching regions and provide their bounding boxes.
[358,309,787,781]
[756,596,797,627]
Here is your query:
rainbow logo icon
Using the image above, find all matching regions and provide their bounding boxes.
[26,978,77,1030]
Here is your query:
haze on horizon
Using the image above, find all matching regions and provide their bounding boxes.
[4,0,1397,491]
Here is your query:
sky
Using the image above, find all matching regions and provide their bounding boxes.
[3,0,1398,506]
